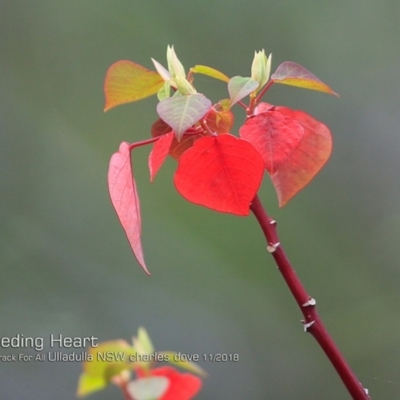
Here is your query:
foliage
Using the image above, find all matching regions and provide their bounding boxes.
[77,327,204,400]
[104,46,337,274]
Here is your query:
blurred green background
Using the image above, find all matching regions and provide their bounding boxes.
[1,1,400,399]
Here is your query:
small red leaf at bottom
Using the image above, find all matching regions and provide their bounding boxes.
[174,134,264,216]
[108,142,150,274]
[149,132,174,181]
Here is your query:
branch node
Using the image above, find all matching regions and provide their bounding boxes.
[302,320,315,332]
[269,219,277,225]
[267,242,280,253]
[302,297,316,307]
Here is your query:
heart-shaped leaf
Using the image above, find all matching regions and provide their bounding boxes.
[148,132,174,181]
[108,142,149,274]
[104,61,164,111]
[157,94,212,140]
[174,134,264,216]
[271,61,338,96]
[228,76,259,106]
[239,110,304,174]
[269,106,332,206]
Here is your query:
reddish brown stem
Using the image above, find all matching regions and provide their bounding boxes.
[250,194,370,400]
[255,80,274,105]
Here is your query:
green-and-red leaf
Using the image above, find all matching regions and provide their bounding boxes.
[148,132,174,181]
[104,61,164,111]
[271,61,338,96]
[108,142,149,274]
[239,110,304,174]
[157,94,212,140]
[174,134,264,216]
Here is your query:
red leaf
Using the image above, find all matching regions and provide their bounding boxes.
[151,118,203,161]
[168,134,203,160]
[108,142,150,274]
[151,118,173,138]
[204,105,234,134]
[148,133,174,181]
[174,134,264,216]
[239,110,304,174]
[139,367,202,400]
[267,106,332,206]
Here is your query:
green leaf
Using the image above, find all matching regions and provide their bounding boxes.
[228,76,259,106]
[104,61,164,111]
[76,340,136,397]
[191,65,230,83]
[157,81,171,101]
[76,373,108,398]
[167,45,186,78]
[127,377,169,400]
[271,61,338,96]
[133,327,155,356]
[156,94,212,140]
[160,351,207,377]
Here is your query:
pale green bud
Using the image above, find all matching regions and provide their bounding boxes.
[174,75,196,95]
[166,45,185,79]
[251,50,272,89]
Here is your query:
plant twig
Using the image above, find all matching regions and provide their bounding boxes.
[250,194,370,400]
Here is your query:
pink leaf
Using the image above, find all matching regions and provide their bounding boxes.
[108,142,150,274]
[148,133,174,182]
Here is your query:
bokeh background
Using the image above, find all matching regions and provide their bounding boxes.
[1,1,400,399]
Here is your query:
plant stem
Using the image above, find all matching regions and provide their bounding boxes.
[120,380,135,400]
[250,194,370,400]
